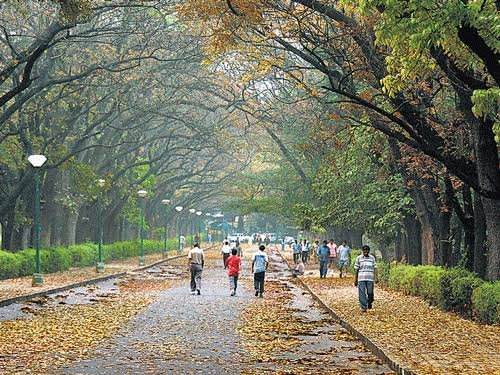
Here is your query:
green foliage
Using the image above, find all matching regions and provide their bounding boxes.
[385,263,495,323]
[0,238,180,280]
[472,283,500,324]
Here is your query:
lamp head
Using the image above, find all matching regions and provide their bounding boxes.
[137,189,147,198]
[28,155,47,168]
[161,199,171,205]
[189,208,196,214]
[175,206,183,212]
[196,211,202,216]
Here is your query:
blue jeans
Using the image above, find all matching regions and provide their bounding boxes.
[319,261,328,278]
[358,280,374,309]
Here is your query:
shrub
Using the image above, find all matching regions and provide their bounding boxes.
[0,251,21,278]
[415,266,446,305]
[439,267,477,311]
[377,260,391,286]
[472,282,500,324]
[449,275,484,317]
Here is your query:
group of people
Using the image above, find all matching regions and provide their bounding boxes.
[188,238,378,313]
[186,241,269,298]
[291,239,351,278]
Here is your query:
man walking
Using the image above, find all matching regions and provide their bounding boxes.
[354,245,378,312]
[338,240,351,278]
[226,248,242,296]
[292,240,301,264]
[317,240,330,278]
[252,245,269,298]
[301,239,310,264]
[187,243,204,295]
[221,241,231,268]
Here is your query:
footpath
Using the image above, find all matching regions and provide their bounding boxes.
[1,245,394,374]
[281,250,500,374]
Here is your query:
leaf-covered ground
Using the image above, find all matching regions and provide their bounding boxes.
[0,252,168,301]
[302,275,500,374]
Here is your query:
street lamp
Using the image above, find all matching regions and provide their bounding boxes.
[28,155,47,286]
[161,199,171,257]
[175,205,184,254]
[188,208,196,246]
[196,211,202,244]
[96,179,106,272]
[137,189,147,266]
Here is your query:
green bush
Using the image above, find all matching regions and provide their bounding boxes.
[0,238,173,280]
[377,260,391,286]
[472,282,500,324]
[439,267,477,311]
[415,266,446,305]
[449,275,484,317]
[0,251,21,278]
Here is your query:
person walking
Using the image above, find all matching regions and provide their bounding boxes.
[328,239,338,275]
[311,240,319,263]
[187,243,204,295]
[252,245,269,298]
[292,240,301,264]
[338,240,351,278]
[179,234,186,251]
[354,245,378,312]
[235,240,243,257]
[221,241,231,268]
[301,239,310,264]
[317,240,330,278]
[226,248,242,296]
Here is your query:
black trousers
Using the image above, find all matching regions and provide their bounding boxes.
[254,271,265,293]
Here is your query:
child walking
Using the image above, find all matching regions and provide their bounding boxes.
[226,248,242,296]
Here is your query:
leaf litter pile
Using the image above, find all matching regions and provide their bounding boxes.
[304,276,500,374]
[0,252,166,301]
[0,259,185,374]
[237,279,392,374]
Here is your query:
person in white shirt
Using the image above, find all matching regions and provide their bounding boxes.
[354,245,378,312]
[187,243,204,295]
[252,245,269,298]
[221,241,232,268]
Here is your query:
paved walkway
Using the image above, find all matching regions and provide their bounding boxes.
[63,260,253,374]
[1,246,393,374]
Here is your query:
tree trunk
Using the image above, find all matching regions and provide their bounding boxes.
[473,193,487,278]
[404,214,422,265]
[63,210,79,246]
[349,228,363,248]
[450,215,463,267]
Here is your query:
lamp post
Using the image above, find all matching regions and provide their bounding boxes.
[161,199,171,258]
[205,213,211,242]
[175,205,184,254]
[96,179,106,272]
[137,189,147,266]
[188,208,196,246]
[28,155,47,286]
[196,210,202,244]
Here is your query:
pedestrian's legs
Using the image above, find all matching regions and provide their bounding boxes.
[193,264,202,292]
[229,276,235,292]
[358,280,368,310]
[366,281,374,308]
[223,253,229,268]
[318,261,325,277]
[190,265,196,292]
[254,272,265,296]
[234,275,238,292]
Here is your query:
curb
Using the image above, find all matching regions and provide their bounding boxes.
[275,248,417,375]
[0,250,190,308]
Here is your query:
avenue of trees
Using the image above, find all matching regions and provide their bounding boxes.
[179,0,499,280]
[0,1,498,281]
